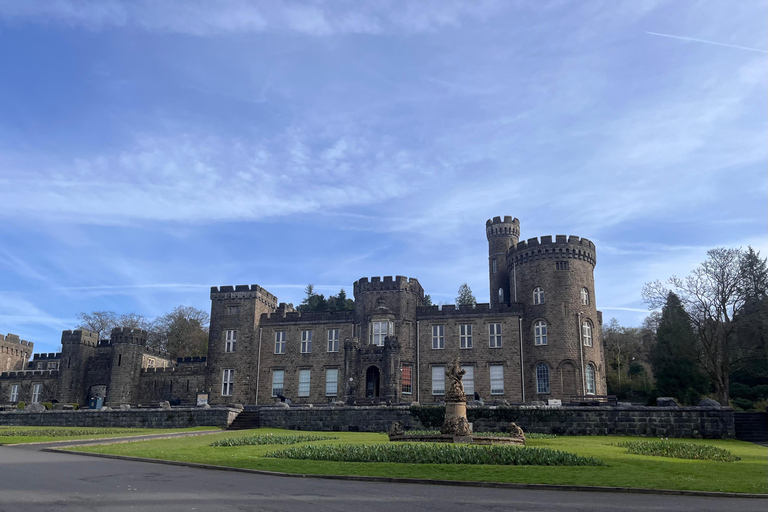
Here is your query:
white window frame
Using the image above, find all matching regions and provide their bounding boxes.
[325,369,338,396]
[432,325,445,349]
[271,369,284,397]
[298,369,311,397]
[533,287,545,305]
[534,320,547,346]
[371,321,391,346]
[31,383,42,403]
[327,329,339,352]
[462,365,475,397]
[225,329,237,352]
[222,369,234,396]
[431,366,445,395]
[401,365,413,395]
[489,323,502,348]
[301,330,313,353]
[580,287,590,306]
[147,358,155,368]
[274,331,286,354]
[490,365,504,395]
[586,364,596,395]
[460,324,473,349]
[536,363,550,394]
[582,321,593,347]
[10,384,19,402]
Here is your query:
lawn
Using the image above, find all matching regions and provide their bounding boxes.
[0,426,219,445]
[61,428,768,494]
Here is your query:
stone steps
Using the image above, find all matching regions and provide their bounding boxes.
[227,411,260,430]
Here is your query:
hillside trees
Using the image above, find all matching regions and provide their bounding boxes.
[602,318,654,400]
[297,285,354,312]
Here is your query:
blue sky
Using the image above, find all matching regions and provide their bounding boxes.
[1,1,766,353]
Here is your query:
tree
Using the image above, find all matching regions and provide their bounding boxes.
[422,294,433,307]
[326,289,354,311]
[650,292,709,405]
[76,311,118,340]
[152,306,209,359]
[643,247,756,405]
[602,318,652,399]
[456,283,477,308]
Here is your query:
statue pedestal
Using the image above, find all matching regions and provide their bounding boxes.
[441,400,472,436]
[445,401,466,425]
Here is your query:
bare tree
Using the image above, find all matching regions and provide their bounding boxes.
[76,311,118,340]
[642,247,748,405]
[153,306,210,359]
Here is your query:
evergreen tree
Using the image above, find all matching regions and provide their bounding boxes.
[456,283,477,308]
[650,292,709,405]
[422,294,433,306]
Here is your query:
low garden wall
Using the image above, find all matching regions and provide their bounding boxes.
[258,405,736,439]
[0,407,239,429]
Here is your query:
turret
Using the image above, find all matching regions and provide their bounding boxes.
[486,216,520,306]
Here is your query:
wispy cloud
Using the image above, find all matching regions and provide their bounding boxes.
[647,31,768,54]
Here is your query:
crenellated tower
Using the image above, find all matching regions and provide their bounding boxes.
[58,329,99,404]
[486,216,520,306]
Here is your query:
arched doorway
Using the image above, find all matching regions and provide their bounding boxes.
[366,366,380,397]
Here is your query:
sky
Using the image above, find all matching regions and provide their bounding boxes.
[0,0,766,354]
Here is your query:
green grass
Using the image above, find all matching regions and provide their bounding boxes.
[211,434,339,447]
[62,428,768,494]
[0,426,218,445]
[617,439,741,462]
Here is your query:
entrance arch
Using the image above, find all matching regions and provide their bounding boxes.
[366,366,380,397]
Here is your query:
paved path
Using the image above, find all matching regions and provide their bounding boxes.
[0,440,764,512]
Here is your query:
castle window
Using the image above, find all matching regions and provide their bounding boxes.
[536,364,550,394]
[401,365,413,394]
[32,383,42,403]
[325,369,338,396]
[533,287,545,305]
[274,331,286,354]
[431,325,445,349]
[147,358,155,368]
[271,370,284,397]
[10,384,19,402]
[498,288,504,303]
[582,321,593,347]
[490,365,504,395]
[460,324,473,349]
[221,369,234,396]
[462,365,475,397]
[534,320,547,346]
[555,261,569,270]
[581,288,590,306]
[225,330,237,352]
[301,330,313,353]
[489,323,502,348]
[586,364,596,395]
[431,366,445,395]
[37,362,44,370]
[228,305,240,315]
[492,258,497,274]
[327,329,339,352]
[371,321,391,346]
[118,354,122,366]
[47,362,58,369]
[298,369,311,397]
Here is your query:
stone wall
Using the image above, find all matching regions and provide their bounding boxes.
[0,407,239,428]
[258,405,735,438]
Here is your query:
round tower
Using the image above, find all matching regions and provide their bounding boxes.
[508,235,605,401]
[486,216,520,307]
[107,327,149,405]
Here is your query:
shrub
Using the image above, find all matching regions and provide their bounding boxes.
[265,443,606,466]
[16,401,25,410]
[731,398,755,411]
[617,440,740,462]
[211,434,338,447]
[0,427,144,437]
[69,403,80,410]
[41,402,53,410]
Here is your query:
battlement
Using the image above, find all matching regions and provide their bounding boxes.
[508,235,597,267]
[210,284,278,308]
[353,276,424,297]
[262,309,356,325]
[110,327,149,346]
[486,216,520,239]
[141,365,207,376]
[417,302,523,318]
[0,333,34,347]
[30,352,62,360]
[61,329,100,347]
[0,369,58,379]
[176,356,207,364]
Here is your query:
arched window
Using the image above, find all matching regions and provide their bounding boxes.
[580,287,589,306]
[533,287,545,305]
[534,320,547,346]
[536,363,550,394]
[492,258,497,274]
[498,288,504,303]
[582,321,593,347]
[586,364,596,395]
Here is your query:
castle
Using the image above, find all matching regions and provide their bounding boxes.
[0,216,606,407]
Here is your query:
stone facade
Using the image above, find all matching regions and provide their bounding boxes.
[0,333,33,372]
[0,216,606,408]
[0,407,239,428]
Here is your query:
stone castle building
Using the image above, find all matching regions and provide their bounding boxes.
[1,216,606,407]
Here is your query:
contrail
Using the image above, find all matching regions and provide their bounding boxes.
[646,31,767,54]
